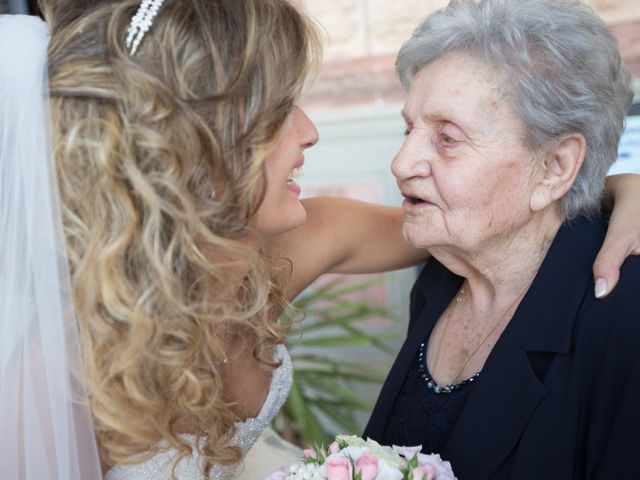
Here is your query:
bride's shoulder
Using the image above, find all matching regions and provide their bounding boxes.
[105,427,302,480]
[106,346,294,480]
[104,437,213,479]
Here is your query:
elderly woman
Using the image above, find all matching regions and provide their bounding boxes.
[364,0,640,478]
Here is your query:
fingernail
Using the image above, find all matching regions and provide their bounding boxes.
[595,278,608,298]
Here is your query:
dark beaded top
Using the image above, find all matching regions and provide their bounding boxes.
[382,342,479,454]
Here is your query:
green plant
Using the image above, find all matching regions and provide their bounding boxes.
[275,277,398,447]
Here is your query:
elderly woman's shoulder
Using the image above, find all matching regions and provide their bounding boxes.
[578,256,640,359]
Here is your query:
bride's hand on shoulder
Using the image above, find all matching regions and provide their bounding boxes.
[593,174,640,298]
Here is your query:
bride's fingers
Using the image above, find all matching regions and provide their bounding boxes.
[594,174,640,298]
[593,218,640,298]
[593,235,628,298]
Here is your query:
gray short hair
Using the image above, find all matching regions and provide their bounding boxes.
[397,0,633,219]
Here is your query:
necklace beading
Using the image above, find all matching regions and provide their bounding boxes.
[418,342,480,394]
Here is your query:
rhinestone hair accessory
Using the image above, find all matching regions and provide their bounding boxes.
[125,0,166,55]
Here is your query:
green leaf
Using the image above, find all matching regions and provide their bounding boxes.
[311,402,360,434]
[302,377,374,410]
[295,334,391,347]
[295,370,385,384]
[284,379,328,445]
[274,276,399,446]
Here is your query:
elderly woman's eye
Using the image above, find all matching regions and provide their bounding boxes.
[440,133,457,145]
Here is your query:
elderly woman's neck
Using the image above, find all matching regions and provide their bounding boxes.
[432,210,564,307]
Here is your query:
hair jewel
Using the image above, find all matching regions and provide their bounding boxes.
[125,0,166,56]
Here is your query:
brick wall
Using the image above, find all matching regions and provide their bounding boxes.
[300,0,640,110]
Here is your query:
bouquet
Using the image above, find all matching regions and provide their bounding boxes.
[265,435,456,480]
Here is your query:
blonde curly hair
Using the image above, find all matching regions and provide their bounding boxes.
[40,0,320,474]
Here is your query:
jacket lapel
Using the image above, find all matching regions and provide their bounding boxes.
[444,319,547,479]
[445,216,607,478]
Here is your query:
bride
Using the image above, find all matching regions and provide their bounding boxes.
[1,0,639,479]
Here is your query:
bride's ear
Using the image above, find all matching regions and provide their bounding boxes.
[530,133,586,212]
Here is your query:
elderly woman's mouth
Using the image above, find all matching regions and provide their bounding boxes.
[402,195,437,209]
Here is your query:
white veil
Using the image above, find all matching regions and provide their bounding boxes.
[0,15,102,480]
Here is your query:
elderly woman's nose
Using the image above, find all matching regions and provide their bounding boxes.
[391,140,431,180]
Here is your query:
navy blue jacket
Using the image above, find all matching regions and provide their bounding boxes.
[364,216,640,479]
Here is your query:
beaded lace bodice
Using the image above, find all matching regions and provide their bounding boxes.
[105,344,293,480]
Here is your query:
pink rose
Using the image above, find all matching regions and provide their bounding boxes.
[326,457,353,480]
[355,452,379,480]
[412,464,436,480]
[265,466,289,480]
[303,448,317,460]
[416,453,456,479]
[328,441,340,455]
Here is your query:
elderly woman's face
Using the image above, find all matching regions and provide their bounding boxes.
[393,52,539,254]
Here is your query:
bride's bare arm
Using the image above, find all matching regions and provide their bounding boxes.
[269,196,427,300]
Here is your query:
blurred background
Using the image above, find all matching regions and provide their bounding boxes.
[3,0,639,444]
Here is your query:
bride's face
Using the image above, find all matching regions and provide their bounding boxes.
[252,107,319,237]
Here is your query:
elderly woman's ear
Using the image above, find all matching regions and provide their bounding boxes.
[529,133,587,212]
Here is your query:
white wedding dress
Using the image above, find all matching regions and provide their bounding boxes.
[106,344,299,480]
